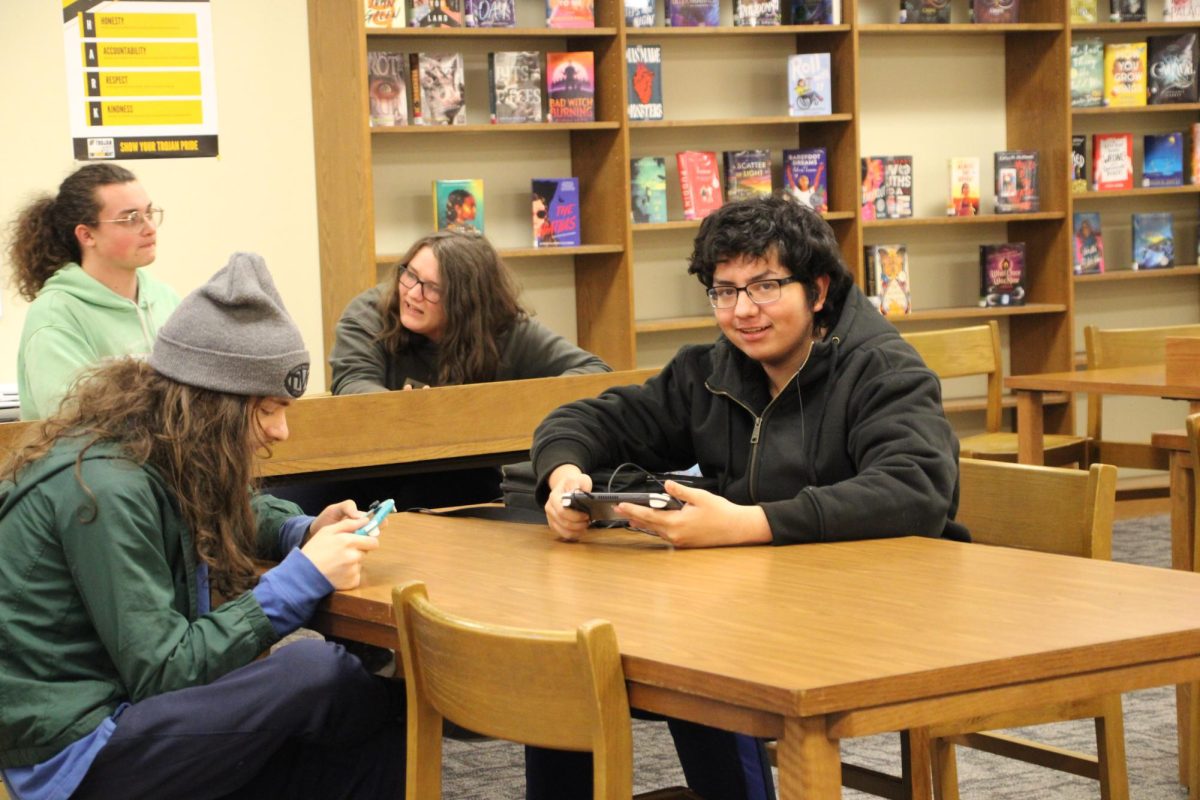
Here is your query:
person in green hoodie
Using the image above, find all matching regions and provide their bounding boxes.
[9,163,180,420]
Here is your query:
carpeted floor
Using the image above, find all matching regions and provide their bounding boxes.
[440,513,1191,798]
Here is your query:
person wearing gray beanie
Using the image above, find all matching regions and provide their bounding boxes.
[0,254,406,799]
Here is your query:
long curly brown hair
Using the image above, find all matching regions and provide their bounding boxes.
[1,359,266,598]
[8,163,136,302]
[377,231,527,385]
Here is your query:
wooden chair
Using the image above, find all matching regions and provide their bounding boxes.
[1084,323,1200,471]
[903,322,1088,466]
[392,581,698,800]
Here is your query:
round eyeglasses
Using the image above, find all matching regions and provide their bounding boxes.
[92,207,164,231]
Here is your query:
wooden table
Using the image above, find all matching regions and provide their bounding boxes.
[313,513,1200,799]
[1005,365,1200,466]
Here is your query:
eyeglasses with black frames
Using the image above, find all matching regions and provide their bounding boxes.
[92,207,164,230]
[707,276,800,309]
[398,265,442,303]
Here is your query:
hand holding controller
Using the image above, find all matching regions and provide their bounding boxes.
[359,498,395,537]
[562,490,683,525]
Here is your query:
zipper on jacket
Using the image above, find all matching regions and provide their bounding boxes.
[133,298,154,348]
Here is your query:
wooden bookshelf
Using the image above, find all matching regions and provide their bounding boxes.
[1075,265,1200,283]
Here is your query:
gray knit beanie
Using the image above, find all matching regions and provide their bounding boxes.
[150,252,310,398]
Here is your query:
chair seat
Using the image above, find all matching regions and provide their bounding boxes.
[959,432,1088,464]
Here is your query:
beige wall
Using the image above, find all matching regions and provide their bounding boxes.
[0,1,326,393]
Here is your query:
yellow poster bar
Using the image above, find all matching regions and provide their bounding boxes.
[83,41,200,68]
[80,12,198,39]
[85,71,202,97]
[87,99,204,126]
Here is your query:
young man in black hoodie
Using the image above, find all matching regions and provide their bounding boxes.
[527,195,963,800]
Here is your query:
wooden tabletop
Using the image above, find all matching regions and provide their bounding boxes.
[316,513,1200,736]
[1005,364,1200,401]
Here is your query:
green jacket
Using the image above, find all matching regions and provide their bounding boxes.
[0,440,300,768]
[18,264,180,420]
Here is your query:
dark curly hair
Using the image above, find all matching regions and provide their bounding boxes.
[687,195,853,333]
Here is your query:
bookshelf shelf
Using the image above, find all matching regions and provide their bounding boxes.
[1072,185,1200,200]
[1074,265,1200,283]
[628,114,853,129]
[883,304,1069,323]
[366,26,619,37]
[863,212,1065,229]
[376,244,625,269]
[633,210,856,233]
[1071,21,1200,32]
[1072,102,1200,115]
[370,122,622,134]
[859,23,1063,33]
[625,24,851,35]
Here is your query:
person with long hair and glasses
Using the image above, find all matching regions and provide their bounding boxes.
[8,164,180,420]
[0,253,405,800]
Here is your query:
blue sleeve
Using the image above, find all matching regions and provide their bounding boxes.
[279,515,315,553]
[252,549,334,636]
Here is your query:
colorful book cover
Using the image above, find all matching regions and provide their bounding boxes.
[735,0,782,24]
[676,150,723,220]
[866,244,912,316]
[994,150,1039,213]
[1092,132,1133,190]
[466,0,515,26]
[783,147,828,213]
[546,52,595,122]
[971,0,1018,22]
[787,53,832,116]
[532,178,581,247]
[1148,34,1199,104]
[1105,42,1148,107]
[409,0,465,26]
[666,0,720,26]
[979,242,1027,307]
[1072,212,1105,274]
[1132,212,1175,269]
[1143,132,1184,186]
[1109,0,1146,21]
[626,45,664,121]
[625,0,657,26]
[547,0,595,27]
[1193,122,1200,185]
[1070,0,1097,21]
[488,51,542,124]
[900,0,951,22]
[948,156,980,216]
[1072,134,1088,194]
[884,155,914,219]
[367,51,409,127]
[366,0,406,27]
[1164,0,1200,20]
[433,178,484,234]
[1071,38,1105,108]
[723,149,772,202]
[791,0,833,22]
[413,53,465,125]
[631,157,668,223]
[861,155,886,220]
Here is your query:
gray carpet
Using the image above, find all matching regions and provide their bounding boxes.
[440,514,1191,798]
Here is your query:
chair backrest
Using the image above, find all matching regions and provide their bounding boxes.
[957,457,1118,559]
[902,322,1002,433]
[1188,413,1200,572]
[392,581,632,800]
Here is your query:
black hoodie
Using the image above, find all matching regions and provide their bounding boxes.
[532,285,966,544]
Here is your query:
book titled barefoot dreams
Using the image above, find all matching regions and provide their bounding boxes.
[784,147,827,213]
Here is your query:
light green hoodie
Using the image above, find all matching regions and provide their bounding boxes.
[17,264,180,420]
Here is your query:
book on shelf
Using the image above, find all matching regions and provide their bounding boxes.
[546,51,595,122]
[994,150,1039,213]
[1072,135,1088,194]
[787,53,831,117]
[862,156,886,220]
[488,51,542,124]
[865,244,912,316]
[1105,42,1148,107]
[883,155,914,219]
[791,0,835,23]
[947,156,980,216]
[970,0,1018,23]
[1132,212,1175,269]
[979,243,1027,307]
[467,0,515,26]
[532,178,581,247]
[1092,132,1133,190]
[433,178,484,234]
[1070,38,1104,109]
[1143,132,1184,187]
[900,0,951,22]
[631,157,668,223]
[1164,0,1200,20]
[625,0,656,26]
[367,51,409,127]
[626,45,664,121]
[783,147,828,213]
[666,0,720,25]
[735,0,782,23]
[1193,122,1200,184]
[677,150,723,220]
[723,149,773,202]
[366,0,406,27]
[1148,34,1199,104]
[1073,212,1105,274]
[1070,0,1098,22]
[409,0,465,26]
[1109,0,1146,20]
[547,0,595,26]
[410,53,466,125]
